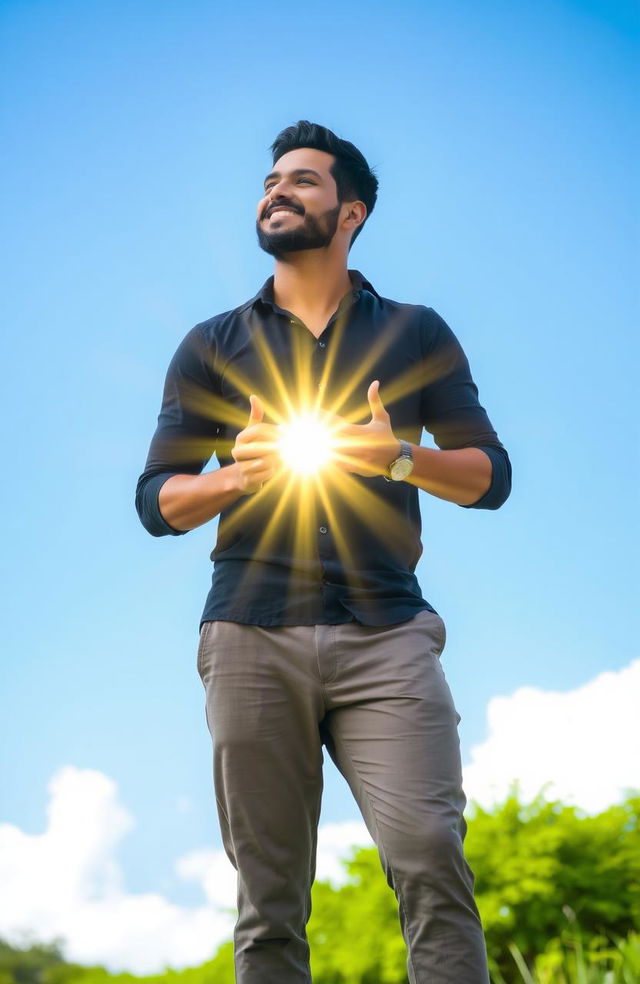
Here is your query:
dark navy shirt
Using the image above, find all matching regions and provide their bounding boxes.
[136,271,511,627]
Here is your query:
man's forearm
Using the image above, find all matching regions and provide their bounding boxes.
[158,445,493,531]
[158,466,245,532]
[157,401,284,533]
[406,445,493,506]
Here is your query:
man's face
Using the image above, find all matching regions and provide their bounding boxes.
[256,147,343,258]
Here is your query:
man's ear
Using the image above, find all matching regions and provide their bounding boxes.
[342,200,367,233]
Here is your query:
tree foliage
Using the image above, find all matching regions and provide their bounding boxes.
[308,849,407,983]
[465,790,640,979]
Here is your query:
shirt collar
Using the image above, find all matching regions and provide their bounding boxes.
[241,269,380,313]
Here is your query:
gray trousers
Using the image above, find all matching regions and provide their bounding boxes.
[197,611,489,984]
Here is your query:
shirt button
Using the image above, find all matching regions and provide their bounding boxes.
[318,341,326,349]
[319,526,328,534]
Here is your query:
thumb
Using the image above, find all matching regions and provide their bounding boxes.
[367,380,389,422]
[248,394,264,425]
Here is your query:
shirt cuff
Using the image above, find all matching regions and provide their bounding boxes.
[135,472,188,537]
[460,446,512,511]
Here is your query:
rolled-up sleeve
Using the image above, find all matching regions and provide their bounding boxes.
[135,324,221,536]
[419,308,511,510]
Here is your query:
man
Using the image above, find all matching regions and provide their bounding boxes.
[136,121,511,984]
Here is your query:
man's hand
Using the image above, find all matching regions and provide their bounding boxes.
[330,381,401,477]
[231,396,281,494]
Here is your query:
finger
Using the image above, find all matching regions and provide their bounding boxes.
[233,443,279,461]
[367,380,389,422]
[248,394,264,425]
[317,408,344,426]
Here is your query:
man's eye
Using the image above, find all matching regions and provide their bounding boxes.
[298,178,314,184]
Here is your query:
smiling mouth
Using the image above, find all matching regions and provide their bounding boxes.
[266,206,302,219]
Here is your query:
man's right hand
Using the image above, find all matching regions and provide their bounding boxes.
[231,395,281,494]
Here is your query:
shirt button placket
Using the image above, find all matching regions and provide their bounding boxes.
[315,337,327,393]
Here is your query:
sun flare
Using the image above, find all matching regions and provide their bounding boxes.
[279,415,334,476]
[179,312,430,593]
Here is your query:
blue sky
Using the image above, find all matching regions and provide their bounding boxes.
[1,0,638,957]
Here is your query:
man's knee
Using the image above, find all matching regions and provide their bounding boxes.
[381,811,469,884]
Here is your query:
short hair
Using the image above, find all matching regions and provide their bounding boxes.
[270,120,378,245]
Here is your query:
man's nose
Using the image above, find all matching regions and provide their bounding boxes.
[263,182,296,216]
[269,179,289,199]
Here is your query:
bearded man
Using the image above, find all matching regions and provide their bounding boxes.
[136,120,511,984]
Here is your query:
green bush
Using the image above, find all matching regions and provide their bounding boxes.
[464,790,640,981]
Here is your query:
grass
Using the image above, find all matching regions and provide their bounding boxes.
[489,930,640,984]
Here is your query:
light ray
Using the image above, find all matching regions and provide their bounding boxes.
[251,324,298,420]
[290,476,320,595]
[320,466,416,558]
[212,468,287,543]
[230,471,302,601]
[290,320,316,413]
[311,308,351,413]
[369,348,455,409]
[167,378,246,430]
[321,313,413,420]
[315,473,359,581]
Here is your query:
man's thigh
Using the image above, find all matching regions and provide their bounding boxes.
[322,611,466,839]
[197,618,326,769]
[197,620,328,829]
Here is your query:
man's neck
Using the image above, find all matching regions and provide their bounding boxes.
[272,251,353,330]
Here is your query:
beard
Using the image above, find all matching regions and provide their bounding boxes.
[256,203,342,258]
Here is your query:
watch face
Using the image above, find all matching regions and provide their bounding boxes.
[390,457,414,481]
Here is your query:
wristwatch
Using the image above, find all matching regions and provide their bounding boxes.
[385,440,414,481]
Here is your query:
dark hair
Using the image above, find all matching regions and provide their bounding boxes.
[270,120,378,245]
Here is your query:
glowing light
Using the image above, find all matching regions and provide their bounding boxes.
[181,308,435,582]
[279,415,334,475]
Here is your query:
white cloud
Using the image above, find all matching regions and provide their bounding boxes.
[463,659,640,814]
[0,767,234,974]
[0,766,372,974]
[176,847,238,910]
[316,821,373,885]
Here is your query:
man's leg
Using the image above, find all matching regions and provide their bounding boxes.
[322,611,490,984]
[197,620,325,984]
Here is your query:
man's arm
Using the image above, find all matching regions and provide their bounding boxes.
[331,306,511,510]
[136,324,220,536]
[406,445,493,506]
[157,396,281,532]
[156,468,244,533]
[417,307,511,509]
[331,381,495,506]
[136,323,280,536]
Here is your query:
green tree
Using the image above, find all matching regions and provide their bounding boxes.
[0,940,235,984]
[0,939,68,984]
[308,849,407,983]
[464,790,640,980]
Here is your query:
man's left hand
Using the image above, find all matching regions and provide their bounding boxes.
[329,380,401,477]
